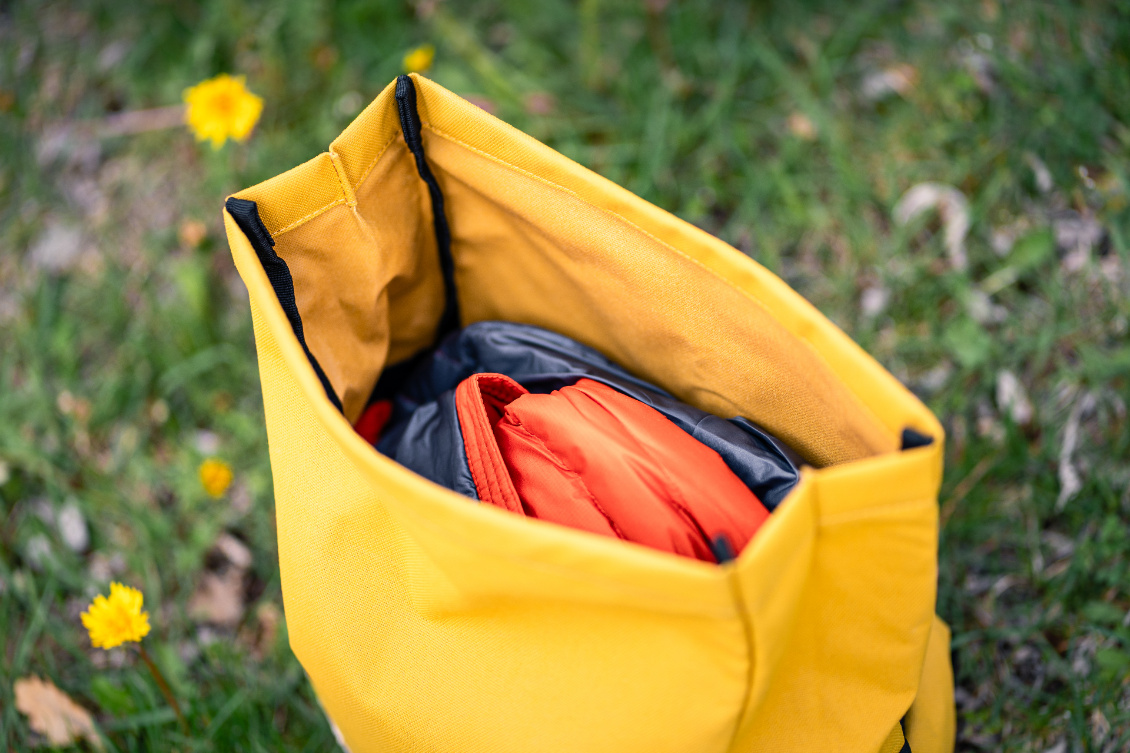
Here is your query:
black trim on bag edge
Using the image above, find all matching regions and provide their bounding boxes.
[900,428,933,451]
[358,74,461,409]
[395,74,461,343]
[225,196,344,413]
[709,534,736,564]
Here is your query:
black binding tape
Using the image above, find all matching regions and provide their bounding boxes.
[709,534,737,564]
[900,428,934,450]
[395,74,461,342]
[225,197,344,413]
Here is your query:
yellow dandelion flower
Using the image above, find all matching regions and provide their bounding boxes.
[183,74,263,149]
[199,458,233,498]
[402,44,435,73]
[81,582,151,650]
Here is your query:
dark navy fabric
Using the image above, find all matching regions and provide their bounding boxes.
[376,321,800,509]
[378,390,480,500]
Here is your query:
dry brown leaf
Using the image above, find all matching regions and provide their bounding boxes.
[189,569,245,627]
[1056,392,1096,510]
[255,602,281,653]
[178,219,208,249]
[57,498,90,553]
[996,370,1034,427]
[56,390,92,423]
[213,533,252,571]
[893,182,971,271]
[786,112,817,141]
[860,63,918,101]
[239,601,283,658]
[14,676,103,749]
[29,222,86,274]
[190,533,254,628]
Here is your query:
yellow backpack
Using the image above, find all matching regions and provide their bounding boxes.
[223,73,954,753]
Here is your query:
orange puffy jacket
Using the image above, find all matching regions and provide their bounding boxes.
[455,373,770,562]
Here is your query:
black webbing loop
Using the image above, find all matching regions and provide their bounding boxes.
[709,534,737,564]
[395,74,461,342]
[900,428,934,450]
[225,197,344,412]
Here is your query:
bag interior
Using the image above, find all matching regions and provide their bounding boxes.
[232,76,905,469]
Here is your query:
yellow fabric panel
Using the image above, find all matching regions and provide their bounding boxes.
[268,204,387,420]
[349,140,446,368]
[224,73,955,753]
[268,141,445,420]
[411,74,940,447]
[231,84,444,420]
[236,151,345,237]
[230,215,754,753]
[329,81,405,192]
[421,131,886,466]
[729,448,940,751]
[879,723,907,753]
[905,617,956,753]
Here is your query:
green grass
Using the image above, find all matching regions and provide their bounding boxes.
[2,0,1128,750]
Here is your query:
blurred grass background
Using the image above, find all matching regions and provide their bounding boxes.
[2,0,1129,750]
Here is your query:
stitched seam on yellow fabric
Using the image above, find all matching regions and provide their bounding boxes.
[271,133,400,237]
[722,566,756,753]
[328,150,357,208]
[420,121,895,453]
[274,197,347,236]
[819,497,934,528]
[354,132,405,191]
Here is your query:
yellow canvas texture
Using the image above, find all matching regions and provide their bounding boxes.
[225,74,954,752]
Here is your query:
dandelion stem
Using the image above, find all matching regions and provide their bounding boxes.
[139,644,189,734]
